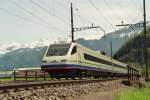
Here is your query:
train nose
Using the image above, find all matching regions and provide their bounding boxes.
[42,60,47,63]
[41,66,47,71]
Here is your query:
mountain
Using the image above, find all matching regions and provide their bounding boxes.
[0,47,47,70]
[0,23,145,70]
[0,39,53,55]
[114,28,150,65]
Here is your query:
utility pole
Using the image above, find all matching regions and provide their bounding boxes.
[110,40,113,71]
[116,0,149,81]
[110,40,113,59]
[70,3,105,42]
[143,0,149,81]
[71,3,74,42]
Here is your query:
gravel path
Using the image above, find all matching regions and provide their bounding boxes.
[0,80,124,100]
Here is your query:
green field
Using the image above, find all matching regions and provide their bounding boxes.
[116,83,150,100]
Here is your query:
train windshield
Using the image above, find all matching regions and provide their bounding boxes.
[46,43,71,56]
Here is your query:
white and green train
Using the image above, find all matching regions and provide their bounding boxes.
[41,42,138,79]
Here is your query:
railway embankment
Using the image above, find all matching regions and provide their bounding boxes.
[0,79,123,100]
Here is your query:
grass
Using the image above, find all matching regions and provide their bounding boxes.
[0,77,13,82]
[116,83,150,100]
[0,77,52,83]
[15,77,52,81]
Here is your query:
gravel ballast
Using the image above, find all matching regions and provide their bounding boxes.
[0,80,122,100]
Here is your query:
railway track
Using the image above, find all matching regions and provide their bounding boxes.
[0,78,117,93]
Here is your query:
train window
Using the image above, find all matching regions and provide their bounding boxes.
[46,43,71,56]
[84,53,111,65]
[71,46,77,55]
[84,53,126,69]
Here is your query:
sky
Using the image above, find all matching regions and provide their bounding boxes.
[0,0,149,45]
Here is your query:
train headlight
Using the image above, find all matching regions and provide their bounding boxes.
[42,60,47,63]
[50,60,57,63]
[61,59,67,62]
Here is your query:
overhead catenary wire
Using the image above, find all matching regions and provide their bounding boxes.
[55,0,69,11]
[64,0,72,4]
[36,0,70,20]
[0,7,68,34]
[69,1,106,37]
[7,0,68,33]
[64,0,107,35]
[87,0,115,30]
[127,0,143,22]
[75,8,89,26]
[139,0,143,12]
[0,7,39,26]
[29,0,70,25]
[103,0,126,22]
[67,1,90,26]
[133,0,143,12]
[115,0,136,23]
[76,8,104,34]
[7,0,53,27]
[65,0,91,25]
[6,0,144,36]
[87,0,119,41]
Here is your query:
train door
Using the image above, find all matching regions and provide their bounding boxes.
[77,46,86,78]
[71,46,78,64]
[71,45,81,65]
[77,46,81,65]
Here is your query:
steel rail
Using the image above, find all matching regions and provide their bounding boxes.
[0,78,117,92]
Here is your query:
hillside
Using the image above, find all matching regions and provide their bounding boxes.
[0,47,47,70]
[114,28,150,65]
[77,25,142,55]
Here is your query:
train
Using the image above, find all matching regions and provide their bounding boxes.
[41,42,139,79]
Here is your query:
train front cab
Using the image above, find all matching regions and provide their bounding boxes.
[41,43,81,79]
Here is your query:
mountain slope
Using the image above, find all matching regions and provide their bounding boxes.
[114,28,150,65]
